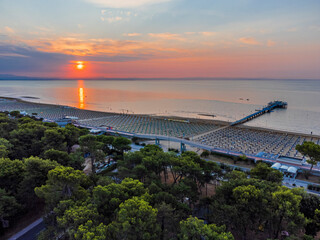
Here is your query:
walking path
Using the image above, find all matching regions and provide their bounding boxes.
[8,218,44,240]
[192,125,229,140]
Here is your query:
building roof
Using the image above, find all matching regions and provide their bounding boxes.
[280,165,289,170]
[287,166,298,174]
[271,162,281,170]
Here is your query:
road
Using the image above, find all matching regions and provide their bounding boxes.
[8,218,44,240]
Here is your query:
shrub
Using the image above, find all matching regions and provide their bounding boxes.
[200,150,210,158]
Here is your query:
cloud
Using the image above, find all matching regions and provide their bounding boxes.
[148,33,185,41]
[184,32,196,35]
[199,32,216,36]
[106,16,123,23]
[14,35,186,61]
[267,40,276,47]
[123,33,142,37]
[100,9,134,23]
[259,29,272,34]
[0,42,152,75]
[309,25,320,32]
[4,27,15,34]
[287,27,297,32]
[0,44,70,73]
[0,53,28,58]
[84,0,173,8]
[238,37,261,45]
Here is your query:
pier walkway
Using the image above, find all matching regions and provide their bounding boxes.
[231,101,287,126]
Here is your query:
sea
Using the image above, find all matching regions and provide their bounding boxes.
[0,79,319,135]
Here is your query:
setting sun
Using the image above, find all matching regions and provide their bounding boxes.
[76,61,84,70]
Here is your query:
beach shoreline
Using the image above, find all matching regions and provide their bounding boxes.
[1,96,319,139]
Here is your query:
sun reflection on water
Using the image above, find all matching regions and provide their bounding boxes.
[78,80,85,109]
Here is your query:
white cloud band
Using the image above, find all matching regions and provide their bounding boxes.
[84,0,173,8]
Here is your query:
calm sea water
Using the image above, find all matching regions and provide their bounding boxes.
[0,79,319,135]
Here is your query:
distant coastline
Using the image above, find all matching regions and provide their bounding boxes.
[1,74,319,81]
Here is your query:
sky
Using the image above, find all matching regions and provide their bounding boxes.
[0,0,319,79]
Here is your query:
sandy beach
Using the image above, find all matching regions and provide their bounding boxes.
[1,96,319,161]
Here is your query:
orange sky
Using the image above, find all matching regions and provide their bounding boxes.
[0,0,319,79]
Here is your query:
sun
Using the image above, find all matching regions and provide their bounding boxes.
[76,61,84,70]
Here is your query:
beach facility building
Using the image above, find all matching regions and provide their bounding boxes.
[271,163,298,178]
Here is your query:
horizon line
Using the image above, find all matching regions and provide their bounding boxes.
[0,74,319,81]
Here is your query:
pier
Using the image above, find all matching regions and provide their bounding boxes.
[231,101,287,126]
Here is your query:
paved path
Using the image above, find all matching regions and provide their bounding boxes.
[8,218,44,240]
[192,125,229,140]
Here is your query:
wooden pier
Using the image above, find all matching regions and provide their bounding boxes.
[231,101,287,126]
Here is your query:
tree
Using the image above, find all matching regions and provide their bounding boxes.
[169,156,202,186]
[140,144,163,156]
[10,121,47,159]
[239,154,248,164]
[133,164,148,183]
[18,116,37,124]
[44,149,73,166]
[0,138,12,158]
[74,221,108,240]
[0,145,9,158]
[0,158,25,195]
[270,187,307,239]
[203,161,221,196]
[112,137,132,156]
[200,150,210,158]
[18,157,59,207]
[112,137,131,156]
[79,135,105,174]
[108,197,160,240]
[172,178,200,207]
[63,124,81,153]
[57,202,101,238]
[155,202,186,240]
[232,185,266,239]
[0,189,21,229]
[250,162,283,183]
[9,111,21,118]
[209,173,286,238]
[93,178,146,221]
[69,151,85,170]
[131,137,139,144]
[96,135,114,154]
[296,141,320,171]
[299,194,320,236]
[179,216,234,240]
[41,129,67,152]
[35,166,90,209]
[0,114,17,139]
[143,151,173,183]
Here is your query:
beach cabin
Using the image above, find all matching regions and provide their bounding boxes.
[271,162,281,170]
[20,111,28,116]
[286,166,298,178]
[271,163,298,179]
[65,116,79,120]
[55,117,72,127]
[89,129,103,135]
[279,165,289,172]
